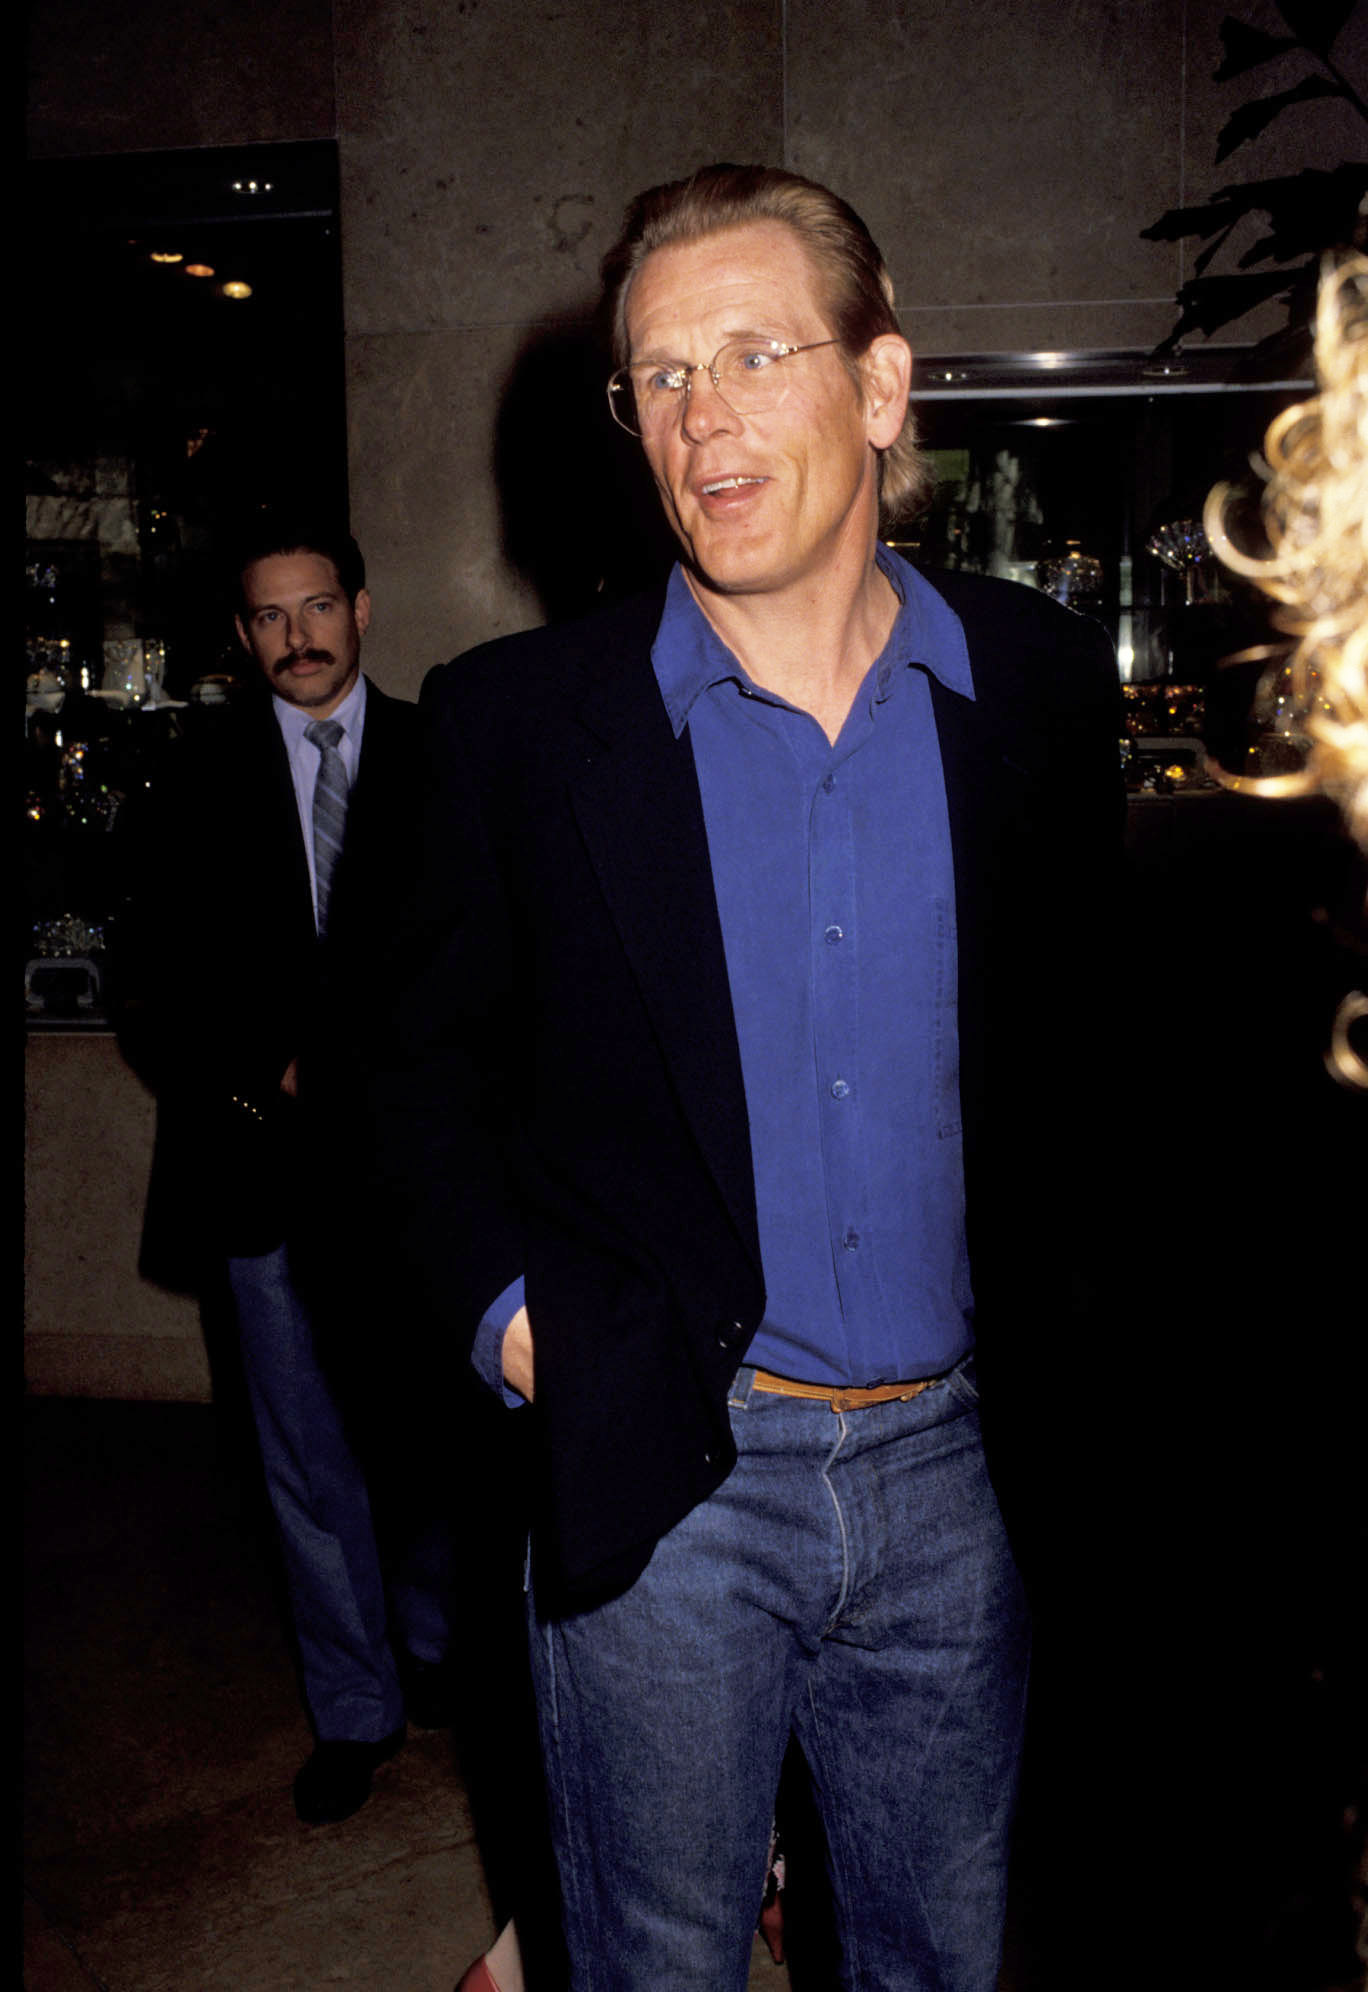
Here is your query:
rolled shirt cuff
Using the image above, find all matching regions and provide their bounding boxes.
[471,1275,528,1408]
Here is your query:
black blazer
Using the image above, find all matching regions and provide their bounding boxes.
[369,574,1124,1604]
[118,678,421,1284]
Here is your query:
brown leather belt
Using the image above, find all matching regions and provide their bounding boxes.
[749,1367,946,1413]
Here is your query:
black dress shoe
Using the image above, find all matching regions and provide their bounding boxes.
[399,1652,453,1730]
[293,1726,405,1824]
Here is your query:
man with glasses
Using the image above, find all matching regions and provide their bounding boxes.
[380,164,1122,1991]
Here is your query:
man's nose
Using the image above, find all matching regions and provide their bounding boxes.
[680,365,736,442]
[285,612,311,654]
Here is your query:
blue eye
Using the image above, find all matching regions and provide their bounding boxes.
[646,366,686,394]
[735,346,779,372]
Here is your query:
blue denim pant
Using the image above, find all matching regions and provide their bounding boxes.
[528,1356,1030,1991]
[228,1245,450,1741]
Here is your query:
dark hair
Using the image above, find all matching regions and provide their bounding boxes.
[601,163,927,520]
[231,512,366,616]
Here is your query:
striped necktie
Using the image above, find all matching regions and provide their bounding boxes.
[304,718,349,935]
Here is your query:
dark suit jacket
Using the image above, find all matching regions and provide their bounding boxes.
[117,677,421,1286]
[371,573,1124,1606]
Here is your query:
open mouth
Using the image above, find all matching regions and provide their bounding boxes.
[700,476,766,497]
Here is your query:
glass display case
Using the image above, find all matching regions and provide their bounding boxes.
[899,347,1313,794]
[23,141,347,1027]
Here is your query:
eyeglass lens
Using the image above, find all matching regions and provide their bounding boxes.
[609,340,808,435]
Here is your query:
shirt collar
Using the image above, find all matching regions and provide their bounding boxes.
[271,668,367,748]
[651,547,974,739]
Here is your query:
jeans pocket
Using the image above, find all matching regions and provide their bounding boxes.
[945,1353,980,1408]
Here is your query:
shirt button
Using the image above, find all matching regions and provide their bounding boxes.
[842,1228,860,1251]
[830,1078,850,1099]
[822,774,836,793]
[824,924,844,945]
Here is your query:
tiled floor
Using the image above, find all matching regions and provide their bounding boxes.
[24,1393,1366,1991]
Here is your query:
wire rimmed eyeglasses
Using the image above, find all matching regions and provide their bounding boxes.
[606,338,840,437]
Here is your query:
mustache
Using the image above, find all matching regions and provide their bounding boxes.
[277,647,335,670]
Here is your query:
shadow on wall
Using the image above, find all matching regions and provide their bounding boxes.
[493,316,679,626]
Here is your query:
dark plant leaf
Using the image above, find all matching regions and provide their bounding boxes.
[1141,192,1266,242]
[1215,16,1298,80]
[1161,265,1304,349]
[1216,74,1342,160]
[1232,164,1368,259]
[1194,219,1241,273]
[1142,166,1368,247]
[1276,0,1357,61]
[1238,230,1283,267]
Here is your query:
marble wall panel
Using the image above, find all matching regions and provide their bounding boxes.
[26,0,335,159]
[349,311,679,693]
[335,0,783,337]
[24,1036,207,1401]
[785,0,1189,352]
[347,324,558,698]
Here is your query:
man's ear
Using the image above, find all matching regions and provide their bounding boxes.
[233,614,251,654]
[353,588,372,639]
[861,334,914,451]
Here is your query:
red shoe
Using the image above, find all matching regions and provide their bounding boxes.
[454,1959,500,1992]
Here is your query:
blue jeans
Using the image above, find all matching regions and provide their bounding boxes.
[528,1355,1029,1992]
[228,1245,450,1742]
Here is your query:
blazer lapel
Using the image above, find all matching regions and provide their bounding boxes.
[929,671,1014,1145]
[568,654,761,1273]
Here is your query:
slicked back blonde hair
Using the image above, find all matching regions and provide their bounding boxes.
[602,164,928,522]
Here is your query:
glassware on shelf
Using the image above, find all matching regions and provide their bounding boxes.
[57,738,119,830]
[101,638,146,707]
[30,913,107,958]
[139,637,186,710]
[1145,519,1215,605]
[26,669,67,718]
[1035,541,1104,615]
[26,915,106,1018]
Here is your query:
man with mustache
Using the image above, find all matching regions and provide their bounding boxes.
[119,517,451,1825]
[376,164,1123,1990]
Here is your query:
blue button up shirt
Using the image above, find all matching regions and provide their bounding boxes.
[652,547,976,1386]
